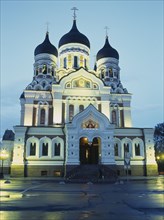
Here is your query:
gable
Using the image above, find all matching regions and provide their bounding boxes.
[58,68,106,91]
[68,104,114,130]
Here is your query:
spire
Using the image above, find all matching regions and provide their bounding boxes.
[71,7,78,20]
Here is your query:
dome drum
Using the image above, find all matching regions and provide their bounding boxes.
[59,44,90,57]
[97,57,119,68]
[58,43,90,70]
[35,53,58,63]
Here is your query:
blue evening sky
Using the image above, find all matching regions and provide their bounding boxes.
[0,0,163,138]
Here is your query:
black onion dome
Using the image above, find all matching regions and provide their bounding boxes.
[59,20,90,48]
[34,32,58,56]
[96,37,119,60]
[20,92,25,99]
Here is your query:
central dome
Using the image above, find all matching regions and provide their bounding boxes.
[59,20,90,48]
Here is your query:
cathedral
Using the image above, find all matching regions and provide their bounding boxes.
[1,10,158,178]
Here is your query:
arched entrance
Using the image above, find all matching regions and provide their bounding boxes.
[79,137,101,164]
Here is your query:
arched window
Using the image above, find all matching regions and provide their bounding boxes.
[64,57,67,68]
[69,105,74,121]
[42,64,47,74]
[109,68,113,77]
[40,109,45,125]
[101,69,105,79]
[114,143,119,156]
[124,143,129,155]
[84,59,87,69]
[135,143,140,156]
[79,105,84,112]
[54,143,60,156]
[52,137,64,158]
[35,68,39,76]
[112,110,117,124]
[42,143,48,156]
[51,68,54,76]
[26,137,39,158]
[74,56,78,68]
[30,143,36,156]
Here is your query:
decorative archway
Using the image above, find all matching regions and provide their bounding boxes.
[65,104,115,165]
[79,137,101,164]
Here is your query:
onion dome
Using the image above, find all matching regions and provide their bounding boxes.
[96,36,119,60]
[59,20,90,48]
[20,92,25,99]
[34,32,58,56]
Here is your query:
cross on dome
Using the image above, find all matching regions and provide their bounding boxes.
[71,7,78,20]
[46,22,50,33]
[104,26,109,38]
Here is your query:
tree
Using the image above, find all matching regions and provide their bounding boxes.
[154,122,164,152]
[154,122,164,173]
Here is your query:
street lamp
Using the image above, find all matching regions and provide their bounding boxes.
[0,149,9,179]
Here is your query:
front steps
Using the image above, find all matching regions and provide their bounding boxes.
[65,165,118,183]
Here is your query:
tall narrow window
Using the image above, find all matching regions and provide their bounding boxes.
[120,110,124,127]
[64,57,67,68]
[74,56,78,68]
[51,68,54,76]
[84,59,87,69]
[35,68,39,76]
[101,69,105,79]
[42,64,47,74]
[124,143,129,155]
[42,143,48,156]
[112,110,117,124]
[114,143,119,156]
[135,143,140,156]
[109,68,113,77]
[40,109,45,125]
[79,105,84,112]
[54,143,61,156]
[33,107,37,126]
[30,143,36,156]
[69,105,74,121]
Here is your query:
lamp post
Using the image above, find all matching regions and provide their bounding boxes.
[0,149,9,179]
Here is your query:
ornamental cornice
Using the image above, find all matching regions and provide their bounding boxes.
[59,47,89,56]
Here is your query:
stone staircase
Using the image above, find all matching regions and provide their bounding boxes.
[66,165,118,183]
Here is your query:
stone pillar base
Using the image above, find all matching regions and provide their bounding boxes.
[146,164,158,176]
[11,165,25,177]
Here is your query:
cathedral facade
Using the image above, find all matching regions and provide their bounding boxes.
[6,13,157,177]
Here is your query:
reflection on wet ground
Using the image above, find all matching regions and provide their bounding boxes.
[0,177,164,220]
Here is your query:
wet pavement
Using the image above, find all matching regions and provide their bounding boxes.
[0,176,164,220]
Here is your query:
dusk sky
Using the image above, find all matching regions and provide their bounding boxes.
[1,0,163,138]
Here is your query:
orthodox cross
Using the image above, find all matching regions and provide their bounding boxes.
[104,26,109,37]
[71,7,78,20]
[46,22,50,32]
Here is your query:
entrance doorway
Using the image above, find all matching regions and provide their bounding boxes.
[79,137,100,164]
